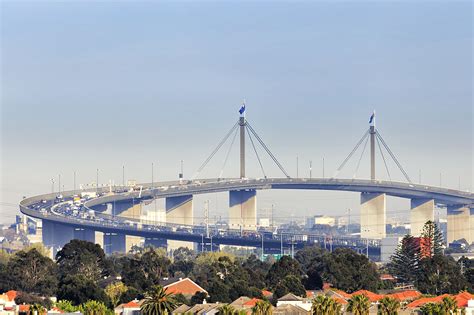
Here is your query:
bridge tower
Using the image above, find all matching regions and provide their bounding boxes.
[370,112,376,180]
[239,109,246,178]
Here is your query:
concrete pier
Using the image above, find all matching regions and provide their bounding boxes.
[360,192,386,239]
[410,198,435,236]
[42,221,75,248]
[166,195,194,249]
[447,205,473,244]
[229,189,257,231]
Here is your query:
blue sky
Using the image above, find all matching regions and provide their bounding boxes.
[1,1,472,224]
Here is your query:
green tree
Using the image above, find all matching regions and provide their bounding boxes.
[55,300,77,313]
[140,285,178,315]
[420,302,443,315]
[388,235,420,283]
[265,256,303,290]
[217,304,236,315]
[190,291,208,306]
[312,248,380,293]
[347,294,370,315]
[104,281,128,307]
[311,295,342,315]
[29,303,46,315]
[57,274,109,306]
[56,240,109,282]
[441,296,458,314]
[252,300,273,315]
[420,221,444,258]
[377,296,400,315]
[416,255,468,295]
[80,300,109,315]
[7,248,58,296]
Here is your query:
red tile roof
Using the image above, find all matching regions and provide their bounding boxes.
[351,290,384,302]
[6,291,17,302]
[332,297,348,305]
[385,290,421,301]
[262,290,272,297]
[163,278,207,296]
[407,294,451,308]
[123,301,140,308]
[243,298,262,307]
[19,305,30,312]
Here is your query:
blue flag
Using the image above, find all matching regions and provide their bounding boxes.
[239,103,246,115]
[369,112,375,124]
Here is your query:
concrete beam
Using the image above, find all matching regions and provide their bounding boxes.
[229,189,257,231]
[360,192,386,239]
[447,205,474,245]
[410,198,435,236]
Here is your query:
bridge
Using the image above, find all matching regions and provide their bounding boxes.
[19,107,474,257]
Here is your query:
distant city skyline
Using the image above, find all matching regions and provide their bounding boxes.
[1,1,472,224]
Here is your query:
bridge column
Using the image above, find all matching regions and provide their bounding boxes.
[410,199,435,236]
[229,189,257,231]
[42,221,75,249]
[103,233,143,254]
[72,228,105,248]
[447,205,474,245]
[360,192,386,239]
[166,195,194,249]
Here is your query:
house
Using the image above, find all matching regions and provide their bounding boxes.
[276,293,312,311]
[162,278,208,298]
[114,299,141,315]
[172,301,222,315]
[273,304,309,315]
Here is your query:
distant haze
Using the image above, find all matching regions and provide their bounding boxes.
[1,1,472,225]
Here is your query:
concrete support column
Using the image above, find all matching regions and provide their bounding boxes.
[73,228,96,243]
[229,189,257,231]
[104,233,125,254]
[42,221,75,248]
[447,205,474,245]
[360,192,386,239]
[410,199,435,236]
[166,195,194,249]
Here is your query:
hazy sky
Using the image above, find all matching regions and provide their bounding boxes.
[1,1,472,225]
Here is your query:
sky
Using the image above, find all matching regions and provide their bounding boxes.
[1,1,472,225]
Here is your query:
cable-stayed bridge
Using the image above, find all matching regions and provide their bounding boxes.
[19,108,474,257]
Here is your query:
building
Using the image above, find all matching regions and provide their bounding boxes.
[162,277,208,298]
[305,215,336,228]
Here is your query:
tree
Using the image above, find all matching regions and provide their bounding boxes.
[420,221,444,258]
[388,235,420,283]
[79,300,108,315]
[265,256,302,290]
[242,255,271,289]
[105,281,128,307]
[420,302,443,315]
[415,255,468,295]
[140,285,178,315]
[311,248,380,293]
[377,297,400,315]
[29,303,46,315]
[56,240,109,283]
[252,300,273,315]
[311,295,342,315]
[190,291,208,306]
[55,300,77,313]
[347,294,370,315]
[217,304,236,315]
[57,274,109,306]
[7,248,58,296]
[441,296,458,314]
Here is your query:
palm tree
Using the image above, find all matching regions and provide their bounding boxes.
[441,297,458,315]
[377,297,401,315]
[141,285,178,315]
[218,304,237,315]
[252,300,273,315]
[29,303,45,315]
[347,294,371,315]
[419,302,443,315]
[311,295,342,315]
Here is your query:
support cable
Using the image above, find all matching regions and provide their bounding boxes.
[333,129,370,178]
[246,125,267,178]
[376,134,392,182]
[375,131,412,183]
[352,133,370,179]
[193,122,239,179]
[218,125,239,179]
[246,122,291,178]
